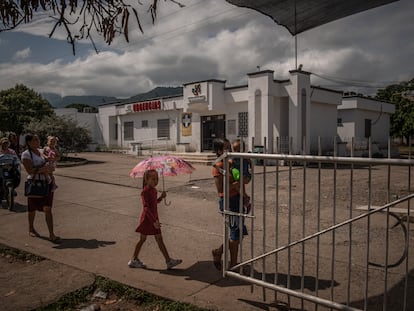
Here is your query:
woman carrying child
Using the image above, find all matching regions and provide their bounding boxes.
[128,169,182,270]
[21,133,60,243]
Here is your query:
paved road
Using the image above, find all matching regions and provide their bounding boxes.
[0,152,269,311]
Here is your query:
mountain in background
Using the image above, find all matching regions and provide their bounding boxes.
[42,93,118,108]
[42,86,183,108]
[120,86,183,104]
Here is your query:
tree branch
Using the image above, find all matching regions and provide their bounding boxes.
[0,0,184,54]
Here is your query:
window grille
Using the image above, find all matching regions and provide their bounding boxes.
[228,119,236,135]
[123,121,134,140]
[238,112,248,137]
[157,119,170,139]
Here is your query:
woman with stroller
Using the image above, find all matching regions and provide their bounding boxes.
[21,133,60,243]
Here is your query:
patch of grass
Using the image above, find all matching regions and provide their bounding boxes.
[0,244,44,262]
[35,276,210,311]
[36,285,94,311]
[94,276,209,311]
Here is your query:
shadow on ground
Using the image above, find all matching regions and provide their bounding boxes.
[238,298,304,311]
[160,261,338,291]
[52,238,116,249]
[159,261,249,287]
[348,268,414,310]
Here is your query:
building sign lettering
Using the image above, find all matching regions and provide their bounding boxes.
[129,100,162,112]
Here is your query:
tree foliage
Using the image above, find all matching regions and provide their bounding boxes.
[23,115,92,152]
[376,78,414,143]
[0,84,54,135]
[0,0,184,54]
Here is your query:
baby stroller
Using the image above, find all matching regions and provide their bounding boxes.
[0,154,21,210]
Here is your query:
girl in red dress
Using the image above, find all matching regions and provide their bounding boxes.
[128,169,182,269]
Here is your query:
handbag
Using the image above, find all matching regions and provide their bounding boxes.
[24,175,50,198]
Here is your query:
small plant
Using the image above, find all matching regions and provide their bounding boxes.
[36,276,210,311]
[0,244,44,263]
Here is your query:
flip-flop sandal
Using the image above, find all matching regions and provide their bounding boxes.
[212,249,222,271]
[29,230,40,237]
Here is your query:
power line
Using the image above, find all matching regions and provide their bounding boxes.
[312,72,404,89]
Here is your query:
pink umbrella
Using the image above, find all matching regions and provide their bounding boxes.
[130,155,196,205]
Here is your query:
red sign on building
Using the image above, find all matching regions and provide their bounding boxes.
[132,100,161,112]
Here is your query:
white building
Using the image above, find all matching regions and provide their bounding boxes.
[54,108,104,151]
[337,95,395,155]
[63,69,394,155]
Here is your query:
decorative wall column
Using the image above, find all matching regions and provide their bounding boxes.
[286,69,311,154]
[247,70,275,152]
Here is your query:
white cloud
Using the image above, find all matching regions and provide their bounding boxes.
[13,47,31,60]
[0,0,413,97]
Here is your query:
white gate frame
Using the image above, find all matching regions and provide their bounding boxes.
[218,152,414,311]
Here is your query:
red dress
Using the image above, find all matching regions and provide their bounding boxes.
[136,186,161,235]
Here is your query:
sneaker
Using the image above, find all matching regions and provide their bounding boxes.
[128,259,146,268]
[166,258,182,270]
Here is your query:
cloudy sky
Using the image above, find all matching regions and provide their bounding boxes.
[0,0,413,98]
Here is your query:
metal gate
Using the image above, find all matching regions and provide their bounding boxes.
[219,150,413,310]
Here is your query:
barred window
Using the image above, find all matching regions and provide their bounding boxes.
[238,112,248,137]
[157,119,170,139]
[123,121,134,141]
[142,120,148,128]
[228,119,236,135]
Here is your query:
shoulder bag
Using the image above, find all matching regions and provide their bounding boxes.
[24,174,50,198]
[24,150,50,198]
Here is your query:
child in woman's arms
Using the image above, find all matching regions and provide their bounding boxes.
[43,136,61,191]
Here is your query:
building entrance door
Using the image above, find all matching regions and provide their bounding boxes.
[201,115,225,151]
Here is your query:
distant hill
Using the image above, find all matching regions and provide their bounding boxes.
[121,86,183,104]
[42,93,118,108]
[42,86,183,108]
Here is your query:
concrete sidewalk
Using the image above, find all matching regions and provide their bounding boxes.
[0,152,268,311]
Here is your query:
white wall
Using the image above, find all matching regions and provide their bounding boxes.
[338,97,394,148]
[97,105,118,147]
[54,108,104,146]
[309,101,338,153]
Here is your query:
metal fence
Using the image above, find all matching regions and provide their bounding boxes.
[219,151,413,310]
[266,136,402,157]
